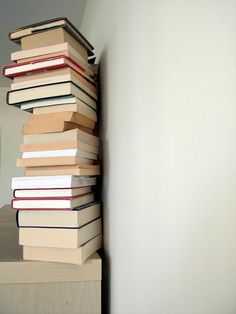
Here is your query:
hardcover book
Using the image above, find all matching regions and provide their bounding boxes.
[19,218,102,248]
[23,234,102,265]
[12,192,94,210]
[17,202,100,227]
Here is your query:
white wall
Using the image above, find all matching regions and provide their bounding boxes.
[0,88,29,206]
[81,1,236,313]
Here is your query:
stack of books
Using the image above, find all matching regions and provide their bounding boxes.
[3,17,102,265]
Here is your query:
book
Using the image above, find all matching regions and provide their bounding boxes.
[27,111,95,130]
[9,17,94,54]
[12,193,94,210]
[23,234,102,265]
[19,95,96,111]
[14,186,92,198]
[22,121,91,135]
[21,141,98,155]
[17,156,94,167]
[19,218,102,248]
[11,67,96,96]
[24,164,100,176]
[7,81,97,110]
[21,28,88,62]
[23,128,99,147]
[4,56,97,100]
[12,175,97,189]
[17,202,100,227]
[32,103,97,122]
[11,43,94,76]
[22,148,97,160]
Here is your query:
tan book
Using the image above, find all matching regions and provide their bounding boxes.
[21,140,98,154]
[21,28,88,61]
[7,81,96,110]
[23,234,102,265]
[23,128,99,147]
[18,203,100,227]
[13,67,96,94]
[10,17,94,53]
[19,218,102,249]
[12,42,94,77]
[24,164,100,176]
[33,103,97,122]
[22,121,79,135]
[28,111,95,129]
[17,156,93,167]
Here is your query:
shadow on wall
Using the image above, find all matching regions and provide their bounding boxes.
[97,49,111,314]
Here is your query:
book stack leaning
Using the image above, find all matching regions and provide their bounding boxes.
[3,18,102,265]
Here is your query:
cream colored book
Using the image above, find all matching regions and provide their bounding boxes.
[12,67,96,95]
[21,140,99,155]
[23,128,99,147]
[11,68,97,100]
[21,28,87,61]
[17,203,100,227]
[24,164,100,176]
[32,103,97,122]
[17,156,94,167]
[11,42,93,77]
[23,234,102,265]
[7,82,97,110]
[10,17,94,52]
[19,218,102,249]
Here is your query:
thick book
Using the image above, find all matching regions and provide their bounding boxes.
[11,43,94,75]
[12,193,94,210]
[22,148,97,160]
[12,67,96,97]
[21,140,98,155]
[23,128,99,147]
[32,103,97,122]
[14,186,92,198]
[19,218,102,248]
[21,28,88,61]
[17,156,94,167]
[9,17,94,54]
[7,81,97,110]
[27,111,95,129]
[22,121,92,135]
[23,234,102,265]
[24,164,100,176]
[17,202,100,227]
[11,175,97,189]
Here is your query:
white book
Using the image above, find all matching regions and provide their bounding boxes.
[22,149,97,160]
[12,175,96,189]
[14,186,92,198]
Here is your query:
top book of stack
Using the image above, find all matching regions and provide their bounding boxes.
[9,17,94,58]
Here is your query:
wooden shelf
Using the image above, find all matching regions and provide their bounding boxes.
[0,205,101,314]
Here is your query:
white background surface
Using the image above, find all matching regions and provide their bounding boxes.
[81,1,236,313]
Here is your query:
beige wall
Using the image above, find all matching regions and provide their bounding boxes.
[0,88,29,206]
[81,1,236,313]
